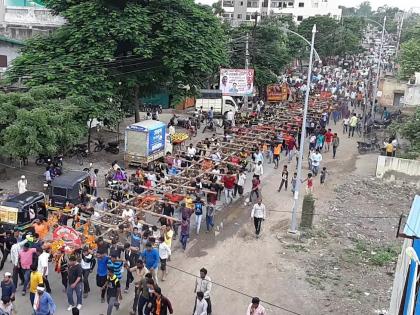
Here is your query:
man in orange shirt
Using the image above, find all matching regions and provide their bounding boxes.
[273,143,282,169]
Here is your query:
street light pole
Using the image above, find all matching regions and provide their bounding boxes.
[244,33,249,108]
[370,16,386,119]
[289,24,316,234]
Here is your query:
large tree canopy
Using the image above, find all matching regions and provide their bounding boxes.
[399,39,420,80]
[228,16,294,91]
[297,16,363,58]
[8,0,228,122]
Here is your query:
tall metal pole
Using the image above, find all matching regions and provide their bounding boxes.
[395,13,405,59]
[289,24,316,234]
[370,16,386,119]
[244,33,249,108]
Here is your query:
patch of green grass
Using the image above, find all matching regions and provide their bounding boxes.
[370,247,399,266]
[305,277,325,290]
[341,241,399,267]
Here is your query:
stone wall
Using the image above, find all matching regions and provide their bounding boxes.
[376,155,420,186]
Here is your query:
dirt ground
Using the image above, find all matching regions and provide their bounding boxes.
[0,113,416,315]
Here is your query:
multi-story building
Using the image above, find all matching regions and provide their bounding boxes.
[221,0,342,26]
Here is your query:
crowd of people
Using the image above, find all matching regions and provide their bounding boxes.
[1,45,395,315]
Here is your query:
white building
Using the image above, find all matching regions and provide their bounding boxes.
[0,0,65,41]
[221,0,342,26]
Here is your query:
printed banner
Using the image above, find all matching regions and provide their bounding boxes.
[219,68,254,96]
[267,83,288,102]
[148,126,166,155]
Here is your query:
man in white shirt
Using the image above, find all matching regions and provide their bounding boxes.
[158,237,171,282]
[194,268,212,315]
[193,291,208,315]
[17,175,27,194]
[37,247,51,293]
[226,110,235,126]
[251,200,266,237]
[311,149,323,176]
[168,124,175,136]
[122,207,135,223]
[253,161,264,177]
[187,144,197,159]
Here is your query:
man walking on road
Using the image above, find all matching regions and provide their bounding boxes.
[332,133,340,159]
[348,113,358,138]
[193,268,212,315]
[277,165,289,192]
[251,200,266,238]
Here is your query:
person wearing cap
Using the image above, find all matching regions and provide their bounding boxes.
[33,283,56,315]
[1,272,15,301]
[17,175,27,194]
[246,297,266,315]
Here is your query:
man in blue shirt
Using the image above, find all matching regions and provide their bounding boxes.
[34,284,56,315]
[96,252,109,303]
[130,228,141,249]
[142,242,159,285]
[106,255,124,281]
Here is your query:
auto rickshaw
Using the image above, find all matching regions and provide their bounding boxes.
[0,191,46,231]
[50,171,89,207]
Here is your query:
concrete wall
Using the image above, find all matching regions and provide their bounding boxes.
[376,155,420,185]
[404,84,420,107]
[0,41,20,65]
[378,77,406,107]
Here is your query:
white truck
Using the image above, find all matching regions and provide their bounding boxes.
[124,120,172,167]
[195,89,238,117]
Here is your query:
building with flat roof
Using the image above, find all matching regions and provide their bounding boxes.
[221,0,342,26]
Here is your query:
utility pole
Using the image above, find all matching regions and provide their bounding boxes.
[289,24,316,234]
[395,13,405,59]
[244,32,249,109]
[370,16,386,119]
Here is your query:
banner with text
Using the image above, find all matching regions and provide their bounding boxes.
[219,68,254,97]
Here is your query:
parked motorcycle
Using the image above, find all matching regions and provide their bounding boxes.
[357,138,380,154]
[35,154,63,166]
[94,138,120,154]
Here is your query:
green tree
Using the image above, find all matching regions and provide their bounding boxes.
[399,39,420,79]
[356,1,372,17]
[393,108,420,158]
[298,16,362,58]
[1,98,85,157]
[228,16,292,93]
[8,0,228,123]
[211,0,224,17]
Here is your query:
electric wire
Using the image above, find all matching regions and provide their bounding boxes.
[165,263,304,315]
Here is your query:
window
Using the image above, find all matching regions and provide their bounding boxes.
[237,14,242,19]
[297,15,303,21]
[247,1,258,7]
[298,2,304,7]
[240,1,243,5]
[288,2,294,6]
[270,1,280,7]
[262,0,268,7]
[283,2,287,7]
[0,55,7,67]
[222,0,234,7]
[246,14,251,20]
